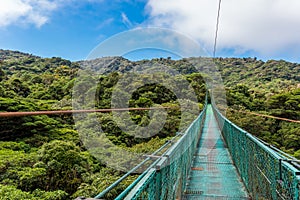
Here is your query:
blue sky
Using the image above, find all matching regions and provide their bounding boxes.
[0,1,149,61]
[1,0,300,62]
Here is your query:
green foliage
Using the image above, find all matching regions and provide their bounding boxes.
[0,184,68,200]
[0,184,34,200]
[72,168,138,199]
[37,140,90,194]
[32,189,68,200]
[1,49,299,199]
[226,87,300,156]
[208,57,300,156]
[214,57,300,93]
[0,149,37,174]
[0,141,30,152]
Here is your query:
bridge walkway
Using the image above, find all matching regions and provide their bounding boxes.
[182,105,249,199]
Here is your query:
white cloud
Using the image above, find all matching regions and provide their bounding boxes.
[97,18,114,30]
[0,0,58,28]
[146,0,300,58]
[121,12,132,28]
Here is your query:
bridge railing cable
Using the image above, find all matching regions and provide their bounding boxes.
[123,107,206,199]
[211,96,300,200]
[94,138,174,199]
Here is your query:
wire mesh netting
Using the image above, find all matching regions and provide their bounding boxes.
[212,102,300,200]
[117,105,207,199]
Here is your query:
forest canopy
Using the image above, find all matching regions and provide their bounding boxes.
[0,49,299,199]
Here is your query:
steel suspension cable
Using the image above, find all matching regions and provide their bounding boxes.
[229,108,300,124]
[213,0,222,58]
[0,107,170,118]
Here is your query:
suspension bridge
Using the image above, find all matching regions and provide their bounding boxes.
[91,99,300,200]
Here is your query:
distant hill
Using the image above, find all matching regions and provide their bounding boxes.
[215,57,300,93]
[0,49,39,60]
[1,49,299,94]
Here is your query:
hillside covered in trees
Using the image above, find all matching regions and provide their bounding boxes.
[214,57,300,157]
[0,49,299,199]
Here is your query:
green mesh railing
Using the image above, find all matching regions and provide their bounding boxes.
[211,103,300,200]
[116,105,207,199]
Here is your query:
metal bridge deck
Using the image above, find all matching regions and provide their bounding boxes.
[183,105,249,199]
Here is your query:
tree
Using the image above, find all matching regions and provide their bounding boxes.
[37,140,90,194]
[0,69,5,81]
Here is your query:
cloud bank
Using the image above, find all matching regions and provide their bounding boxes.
[146,0,300,59]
